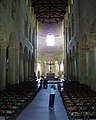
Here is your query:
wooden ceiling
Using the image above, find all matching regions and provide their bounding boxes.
[32,0,68,24]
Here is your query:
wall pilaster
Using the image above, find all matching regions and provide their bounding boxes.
[0,46,6,90]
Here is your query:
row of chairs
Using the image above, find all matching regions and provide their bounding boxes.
[0,80,40,120]
[60,81,96,120]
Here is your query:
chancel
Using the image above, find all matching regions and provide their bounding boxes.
[48,61,54,73]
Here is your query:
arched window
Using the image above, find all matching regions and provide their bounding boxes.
[46,33,55,46]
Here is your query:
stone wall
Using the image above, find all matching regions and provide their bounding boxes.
[64,0,96,91]
[79,0,96,91]
[0,0,37,90]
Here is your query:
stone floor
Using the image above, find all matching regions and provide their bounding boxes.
[16,84,69,120]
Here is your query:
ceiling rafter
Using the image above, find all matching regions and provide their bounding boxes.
[50,4,66,12]
[36,12,48,18]
[52,11,64,17]
[37,16,64,20]
[35,10,65,16]
[33,4,66,13]
[31,0,68,24]
[36,11,64,19]
[32,2,67,6]
[34,6,49,13]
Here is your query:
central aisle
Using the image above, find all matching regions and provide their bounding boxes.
[16,85,69,120]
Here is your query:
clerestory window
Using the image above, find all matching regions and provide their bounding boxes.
[46,34,55,46]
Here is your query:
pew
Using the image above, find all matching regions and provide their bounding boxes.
[60,81,96,120]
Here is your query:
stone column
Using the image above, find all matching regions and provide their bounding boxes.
[71,58,73,79]
[31,55,34,79]
[26,57,28,81]
[30,60,32,79]
[8,47,15,85]
[42,61,46,77]
[45,62,48,76]
[80,50,86,83]
[72,56,76,81]
[31,61,34,79]
[74,58,76,81]
[20,53,24,82]
[40,62,42,76]
[0,46,6,90]
[24,56,28,81]
[15,47,19,84]
[75,55,79,81]
[28,58,32,80]
[58,62,61,77]
[89,49,96,90]
[55,62,59,77]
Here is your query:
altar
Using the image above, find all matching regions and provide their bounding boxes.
[46,73,55,79]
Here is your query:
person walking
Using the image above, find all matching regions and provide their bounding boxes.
[49,84,57,109]
[40,75,44,88]
[43,78,48,89]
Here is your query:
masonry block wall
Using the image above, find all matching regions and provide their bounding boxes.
[0,0,37,90]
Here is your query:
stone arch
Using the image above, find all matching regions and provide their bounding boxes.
[9,32,16,69]
[72,46,75,56]
[89,19,96,48]
[9,32,15,47]
[8,32,16,85]
[19,42,23,82]
[81,34,89,84]
[88,19,96,90]
[82,34,88,49]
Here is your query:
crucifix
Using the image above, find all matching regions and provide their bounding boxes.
[47,61,54,73]
[49,63,52,73]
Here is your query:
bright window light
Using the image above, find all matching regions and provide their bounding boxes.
[71,0,73,4]
[49,65,50,71]
[37,63,40,71]
[60,62,64,72]
[46,34,55,46]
